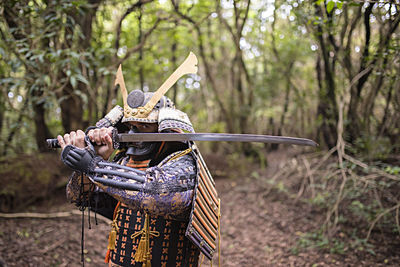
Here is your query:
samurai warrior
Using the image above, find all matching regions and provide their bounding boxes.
[55,52,315,267]
[57,53,220,267]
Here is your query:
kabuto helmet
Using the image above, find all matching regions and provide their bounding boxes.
[115,52,198,133]
[122,90,174,123]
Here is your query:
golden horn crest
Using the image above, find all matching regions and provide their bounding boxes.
[143,51,198,113]
[114,52,198,120]
[115,65,128,107]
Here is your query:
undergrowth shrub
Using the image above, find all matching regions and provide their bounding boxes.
[263,146,400,254]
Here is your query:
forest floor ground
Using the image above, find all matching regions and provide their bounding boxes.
[0,149,399,267]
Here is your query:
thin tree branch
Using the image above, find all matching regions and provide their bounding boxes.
[171,0,233,131]
[115,17,163,66]
[366,203,400,241]
[115,0,154,50]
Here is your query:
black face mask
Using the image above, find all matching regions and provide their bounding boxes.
[125,126,160,160]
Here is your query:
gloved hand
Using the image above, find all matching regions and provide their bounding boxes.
[61,145,102,173]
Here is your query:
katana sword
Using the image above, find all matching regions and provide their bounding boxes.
[115,133,318,147]
[46,132,317,148]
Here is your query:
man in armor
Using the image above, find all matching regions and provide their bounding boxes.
[57,52,222,267]
[58,89,205,266]
[55,52,316,266]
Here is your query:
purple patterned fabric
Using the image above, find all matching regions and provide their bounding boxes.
[89,150,197,221]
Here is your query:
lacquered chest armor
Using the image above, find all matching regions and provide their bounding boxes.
[109,158,199,267]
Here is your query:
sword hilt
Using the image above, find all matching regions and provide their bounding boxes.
[46,138,60,149]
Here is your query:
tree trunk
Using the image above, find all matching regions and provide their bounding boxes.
[3,1,54,151]
[346,4,373,142]
[314,3,338,148]
[378,81,394,138]
[59,86,84,132]
[58,0,102,131]
[315,53,337,148]
[271,68,292,151]
[33,101,52,152]
[0,91,4,140]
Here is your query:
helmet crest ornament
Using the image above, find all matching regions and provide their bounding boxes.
[115,52,198,121]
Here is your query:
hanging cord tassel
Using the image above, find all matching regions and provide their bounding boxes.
[87,183,96,229]
[131,213,159,267]
[81,205,85,267]
[94,208,98,225]
[87,188,91,230]
[79,172,86,267]
[107,204,120,251]
[94,192,98,225]
[133,213,150,264]
[105,202,121,263]
[134,235,147,263]
[107,221,119,250]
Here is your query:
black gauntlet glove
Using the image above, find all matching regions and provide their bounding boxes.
[61,145,102,173]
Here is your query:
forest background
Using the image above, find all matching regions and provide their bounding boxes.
[1,0,400,264]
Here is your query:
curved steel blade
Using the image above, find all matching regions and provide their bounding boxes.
[116,133,318,147]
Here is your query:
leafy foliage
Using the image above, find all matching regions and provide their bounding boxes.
[0,0,399,255]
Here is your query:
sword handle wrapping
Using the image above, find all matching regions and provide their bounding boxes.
[46,136,93,149]
[47,129,120,149]
[46,128,96,149]
[46,138,60,149]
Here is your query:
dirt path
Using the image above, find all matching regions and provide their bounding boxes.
[0,151,399,266]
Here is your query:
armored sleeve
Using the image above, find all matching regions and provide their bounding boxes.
[65,172,118,220]
[66,172,92,203]
[89,150,198,221]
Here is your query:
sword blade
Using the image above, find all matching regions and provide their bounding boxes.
[116,133,318,147]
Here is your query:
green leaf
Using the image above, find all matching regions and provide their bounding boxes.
[70,75,77,88]
[75,74,89,85]
[337,1,343,9]
[30,53,45,63]
[44,75,51,86]
[70,51,80,59]
[327,1,335,13]
[74,90,88,104]
[18,47,29,54]
[0,78,14,84]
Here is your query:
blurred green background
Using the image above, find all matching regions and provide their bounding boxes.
[1,0,398,156]
[1,0,400,262]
